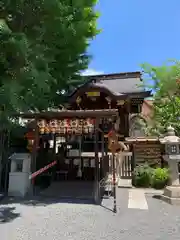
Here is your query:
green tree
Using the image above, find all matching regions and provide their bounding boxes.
[0,0,100,183]
[0,0,100,118]
[141,61,180,135]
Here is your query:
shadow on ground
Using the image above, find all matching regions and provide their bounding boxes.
[0,195,114,213]
[100,203,114,212]
[152,194,162,200]
[0,195,96,207]
[0,206,20,223]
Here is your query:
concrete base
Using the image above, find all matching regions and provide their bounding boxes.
[8,172,31,197]
[118,178,132,188]
[161,186,180,205]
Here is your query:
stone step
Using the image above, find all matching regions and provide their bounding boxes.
[118,178,132,188]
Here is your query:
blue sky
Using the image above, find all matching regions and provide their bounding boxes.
[84,0,180,75]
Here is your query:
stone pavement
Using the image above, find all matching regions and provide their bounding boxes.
[0,188,180,240]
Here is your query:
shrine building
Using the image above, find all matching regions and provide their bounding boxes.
[67,71,151,138]
[7,71,152,203]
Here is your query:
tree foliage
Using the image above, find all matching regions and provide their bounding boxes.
[0,0,99,121]
[141,61,180,135]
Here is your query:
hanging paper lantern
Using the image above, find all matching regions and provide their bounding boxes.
[27,145,33,152]
[25,131,34,139]
[71,119,78,134]
[78,119,83,134]
[83,119,89,133]
[25,131,35,152]
[56,122,61,134]
[25,131,35,145]
[87,118,94,132]
[65,118,71,134]
[38,119,46,134]
[44,122,50,134]
[59,119,66,134]
[49,119,57,134]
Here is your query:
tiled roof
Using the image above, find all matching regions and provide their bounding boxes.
[92,77,144,94]
[69,71,151,98]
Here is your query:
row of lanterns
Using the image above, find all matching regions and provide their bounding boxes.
[25,118,95,152]
[37,118,95,134]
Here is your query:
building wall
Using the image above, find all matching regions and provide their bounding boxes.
[141,100,154,121]
[129,99,154,137]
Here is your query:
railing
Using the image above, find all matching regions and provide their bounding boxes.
[120,152,133,179]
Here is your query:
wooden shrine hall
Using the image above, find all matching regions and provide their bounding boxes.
[19,109,118,203]
[18,71,151,202]
[68,71,151,138]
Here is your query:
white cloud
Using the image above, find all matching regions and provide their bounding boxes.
[81,69,104,76]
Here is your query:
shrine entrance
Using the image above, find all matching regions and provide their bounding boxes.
[20,109,118,203]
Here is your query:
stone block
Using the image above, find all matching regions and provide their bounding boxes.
[161,186,180,205]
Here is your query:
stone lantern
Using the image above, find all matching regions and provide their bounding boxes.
[160,126,180,205]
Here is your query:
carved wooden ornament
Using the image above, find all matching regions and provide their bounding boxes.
[105,129,129,153]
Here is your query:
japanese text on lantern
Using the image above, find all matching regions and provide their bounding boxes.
[37,119,95,134]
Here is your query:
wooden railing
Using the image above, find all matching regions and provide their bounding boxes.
[105,151,133,180]
[120,152,133,179]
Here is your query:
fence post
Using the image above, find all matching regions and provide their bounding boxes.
[131,144,136,172]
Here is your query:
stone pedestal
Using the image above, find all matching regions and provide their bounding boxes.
[9,172,30,197]
[161,186,180,205]
[159,126,180,205]
[161,161,180,205]
[8,153,31,197]
[168,160,180,185]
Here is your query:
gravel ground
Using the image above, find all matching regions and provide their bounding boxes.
[0,189,180,240]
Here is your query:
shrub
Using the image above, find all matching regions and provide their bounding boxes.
[151,168,169,189]
[132,164,153,187]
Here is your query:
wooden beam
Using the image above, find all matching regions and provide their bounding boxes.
[14,109,118,119]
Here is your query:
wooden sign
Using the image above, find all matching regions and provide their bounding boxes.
[134,142,162,166]
[86,92,100,97]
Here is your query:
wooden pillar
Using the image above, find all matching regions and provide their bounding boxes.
[53,133,56,155]
[31,118,39,195]
[124,99,130,137]
[78,136,82,179]
[52,133,56,181]
[131,144,136,172]
[94,118,100,204]
[118,106,125,137]
[101,132,105,178]
[124,114,129,137]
